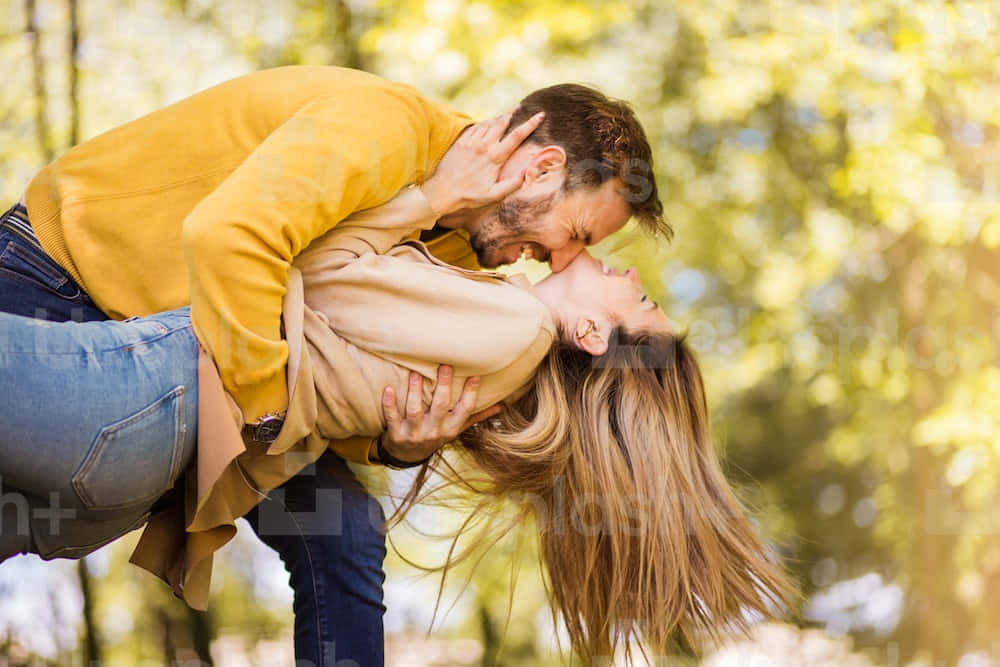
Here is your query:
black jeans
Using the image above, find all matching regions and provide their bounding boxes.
[0,204,387,666]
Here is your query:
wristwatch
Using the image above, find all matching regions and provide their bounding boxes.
[246,411,286,443]
[375,434,432,470]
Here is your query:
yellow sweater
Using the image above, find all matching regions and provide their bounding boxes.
[23,66,472,423]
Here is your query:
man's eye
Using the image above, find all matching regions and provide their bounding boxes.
[640,294,648,303]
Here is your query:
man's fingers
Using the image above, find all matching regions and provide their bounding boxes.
[405,371,424,420]
[382,387,400,428]
[496,111,544,158]
[484,112,513,141]
[489,168,527,200]
[445,375,482,429]
[429,365,453,418]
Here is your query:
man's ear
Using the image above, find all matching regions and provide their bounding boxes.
[524,145,567,185]
[574,316,609,357]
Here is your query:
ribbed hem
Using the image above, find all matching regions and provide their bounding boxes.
[23,174,87,288]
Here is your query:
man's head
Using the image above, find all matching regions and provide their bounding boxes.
[463,84,670,271]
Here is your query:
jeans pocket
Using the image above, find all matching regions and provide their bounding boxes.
[0,240,80,299]
[71,385,187,511]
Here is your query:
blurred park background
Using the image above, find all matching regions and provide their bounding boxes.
[1,0,998,664]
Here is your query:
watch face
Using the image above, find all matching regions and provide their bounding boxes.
[255,419,284,442]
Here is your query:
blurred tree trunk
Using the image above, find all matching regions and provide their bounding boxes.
[65,4,99,656]
[330,0,362,70]
[159,607,177,665]
[68,3,98,656]
[892,239,960,661]
[25,0,53,162]
[478,600,499,667]
[76,558,101,665]
[186,607,215,665]
[67,0,80,147]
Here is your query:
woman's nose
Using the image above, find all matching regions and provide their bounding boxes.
[624,267,641,284]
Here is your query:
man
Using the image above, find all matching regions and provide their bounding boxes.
[0,66,665,665]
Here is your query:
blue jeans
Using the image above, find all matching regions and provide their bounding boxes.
[0,306,199,558]
[0,205,386,666]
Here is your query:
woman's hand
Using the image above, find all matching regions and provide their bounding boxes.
[419,110,546,216]
[375,365,501,466]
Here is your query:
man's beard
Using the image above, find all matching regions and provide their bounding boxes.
[469,192,556,267]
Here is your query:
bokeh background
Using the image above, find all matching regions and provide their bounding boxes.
[1,0,998,665]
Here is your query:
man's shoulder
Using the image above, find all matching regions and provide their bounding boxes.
[235,66,428,102]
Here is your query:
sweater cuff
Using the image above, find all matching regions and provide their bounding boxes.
[328,435,378,465]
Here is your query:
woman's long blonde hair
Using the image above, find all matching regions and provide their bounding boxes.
[387,329,797,663]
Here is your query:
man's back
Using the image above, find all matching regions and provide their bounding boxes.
[24,65,469,319]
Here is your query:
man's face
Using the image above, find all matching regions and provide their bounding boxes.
[468,176,632,271]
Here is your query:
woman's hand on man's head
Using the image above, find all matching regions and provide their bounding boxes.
[419,110,545,217]
[374,365,501,466]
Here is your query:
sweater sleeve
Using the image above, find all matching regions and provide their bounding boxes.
[292,185,440,274]
[181,91,450,423]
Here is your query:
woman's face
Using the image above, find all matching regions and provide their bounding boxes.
[531,250,673,355]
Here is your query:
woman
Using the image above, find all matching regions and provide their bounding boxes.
[0,150,794,664]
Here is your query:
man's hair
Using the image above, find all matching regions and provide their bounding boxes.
[507,83,670,241]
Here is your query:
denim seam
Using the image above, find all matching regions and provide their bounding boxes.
[0,265,82,303]
[0,266,72,300]
[0,242,71,291]
[282,498,328,666]
[106,324,195,353]
[0,325,195,356]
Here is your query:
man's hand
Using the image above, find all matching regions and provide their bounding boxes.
[419,110,546,216]
[376,365,501,465]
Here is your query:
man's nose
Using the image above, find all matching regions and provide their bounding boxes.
[548,242,584,272]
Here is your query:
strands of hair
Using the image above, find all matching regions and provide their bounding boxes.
[382,329,798,665]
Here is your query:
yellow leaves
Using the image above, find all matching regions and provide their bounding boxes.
[978,215,1000,249]
[736,342,785,389]
[912,368,1000,457]
[695,69,774,123]
[809,124,841,155]
[946,448,988,487]
[893,27,924,51]
[827,427,866,467]
[544,5,594,42]
[807,207,854,262]
[753,252,806,310]
[809,374,843,406]
[881,373,910,404]
[913,412,989,449]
